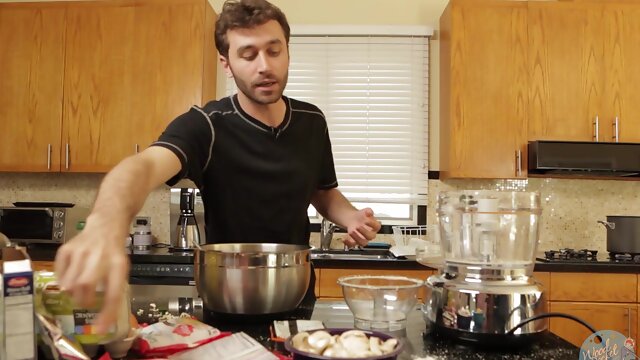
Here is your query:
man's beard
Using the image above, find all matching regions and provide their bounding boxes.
[230,66,289,105]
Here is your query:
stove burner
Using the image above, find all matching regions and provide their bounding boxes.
[544,248,598,261]
[609,252,640,263]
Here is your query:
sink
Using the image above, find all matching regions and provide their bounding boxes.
[310,249,396,261]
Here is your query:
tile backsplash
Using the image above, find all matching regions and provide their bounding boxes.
[1,173,639,253]
[0,173,171,243]
[428,178,640,254]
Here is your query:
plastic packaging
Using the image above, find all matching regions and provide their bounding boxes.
[35,271,131,345]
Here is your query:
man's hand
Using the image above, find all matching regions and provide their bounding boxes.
[54,215,130,334]
[343,208,381,248]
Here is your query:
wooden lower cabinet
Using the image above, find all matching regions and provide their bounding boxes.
[32,261,54,272]
[549,302,638,348]
[549,272,637,303]
[316,268,433,299]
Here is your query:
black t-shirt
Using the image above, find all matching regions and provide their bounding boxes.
[151,94,338,245]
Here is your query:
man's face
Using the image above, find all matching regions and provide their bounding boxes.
[221,20,289,105]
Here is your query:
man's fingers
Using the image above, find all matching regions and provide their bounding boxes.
[343,237,357,248]
[348,229,368,246]
[95,257,128,334]
[54,245,71,285]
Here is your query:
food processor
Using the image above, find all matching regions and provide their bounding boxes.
[423,190,546,345]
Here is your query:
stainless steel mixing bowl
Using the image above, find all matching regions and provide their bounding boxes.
[195,243,311,314]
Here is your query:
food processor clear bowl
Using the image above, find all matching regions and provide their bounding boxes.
[337,275,424,331]
[436,190,541,274]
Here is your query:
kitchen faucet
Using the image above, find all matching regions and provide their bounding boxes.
[320,217,340,251]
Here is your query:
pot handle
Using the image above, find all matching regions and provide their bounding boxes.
[597,220,616,230]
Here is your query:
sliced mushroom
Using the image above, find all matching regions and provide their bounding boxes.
[291,332,313,353]
[322,343,350,358]
[369,336,383,356]
[380,338,398,353]
[307,330,333,353]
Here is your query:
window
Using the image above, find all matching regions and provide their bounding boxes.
[226,27,431,224]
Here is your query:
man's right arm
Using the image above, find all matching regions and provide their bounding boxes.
[54,146,181,333]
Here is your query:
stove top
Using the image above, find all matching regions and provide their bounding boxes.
[128,245,195,264]
[537,248,640,264]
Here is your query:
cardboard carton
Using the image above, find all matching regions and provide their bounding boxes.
[1,246,35,360]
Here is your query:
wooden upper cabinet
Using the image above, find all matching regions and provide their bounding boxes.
[0,4,65,172]
[602,2,640,143]
[63,0,216,172]
[440,0,528,179]
[528,1,606,142]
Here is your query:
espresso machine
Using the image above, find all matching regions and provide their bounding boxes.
[171,188,201,250]
[422,190,546,345]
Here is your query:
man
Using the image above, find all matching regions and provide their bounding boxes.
[54,0,381,332]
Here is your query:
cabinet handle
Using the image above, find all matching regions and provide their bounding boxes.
[593,115,599,142]
[47,144,52,170]
[516,150,522,177]
[135,144,139,154]
[613,116,619,142]
[65,143,69,170]
[627,308,631,338]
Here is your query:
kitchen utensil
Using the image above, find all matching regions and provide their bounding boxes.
[284,328,403,360]
[597,216,640,254]
[337,275,423,331]
[424,190,547,345]
[172,188,201,250]
[195,243,311,314]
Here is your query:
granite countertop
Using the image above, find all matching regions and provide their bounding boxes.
[209,299,579,360]
[24,244,640,274]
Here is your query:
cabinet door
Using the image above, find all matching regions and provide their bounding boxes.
[603,2,640,143]
[440,1,528,178]
[550,302,638,348]
[63,0,206,172]
[0,4,65,171]
[528,2,608,142]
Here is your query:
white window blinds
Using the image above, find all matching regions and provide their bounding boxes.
[226,34,429,205]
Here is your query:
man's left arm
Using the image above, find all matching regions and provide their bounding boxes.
[311,188,381,247]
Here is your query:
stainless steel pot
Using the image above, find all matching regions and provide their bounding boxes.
[194,243,311,314]
[598,216,640,254]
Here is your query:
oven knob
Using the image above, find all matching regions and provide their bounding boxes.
[54,231,63,239]
[55,211,64,218]
[54,221,63,229]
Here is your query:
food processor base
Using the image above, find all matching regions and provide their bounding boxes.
[427,322,547,349]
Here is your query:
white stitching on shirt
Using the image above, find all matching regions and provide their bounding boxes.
[208,110,235,117]
[191,106,215,172]
[292,108,326,119]
[151,141,189,168]
[231,96,269,133]
[319,180,338,188]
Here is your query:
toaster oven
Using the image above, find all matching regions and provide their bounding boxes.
[0,205,89,244]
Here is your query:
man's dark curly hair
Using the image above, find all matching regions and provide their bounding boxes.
[215,0,290,58]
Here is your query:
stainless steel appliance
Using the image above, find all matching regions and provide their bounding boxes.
[128,247,203,323]
[0,203,89,244]
[528,140,640,177]
[423,190,547,345]
[195,243,311,315]
[172,188,201,250]
[170,188,204,249]
[597,216,640,255]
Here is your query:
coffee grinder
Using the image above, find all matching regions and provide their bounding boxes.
[171,188,201,250]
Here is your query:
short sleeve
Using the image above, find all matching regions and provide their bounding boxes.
[318,125,338,190]
[149,106,214,187]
